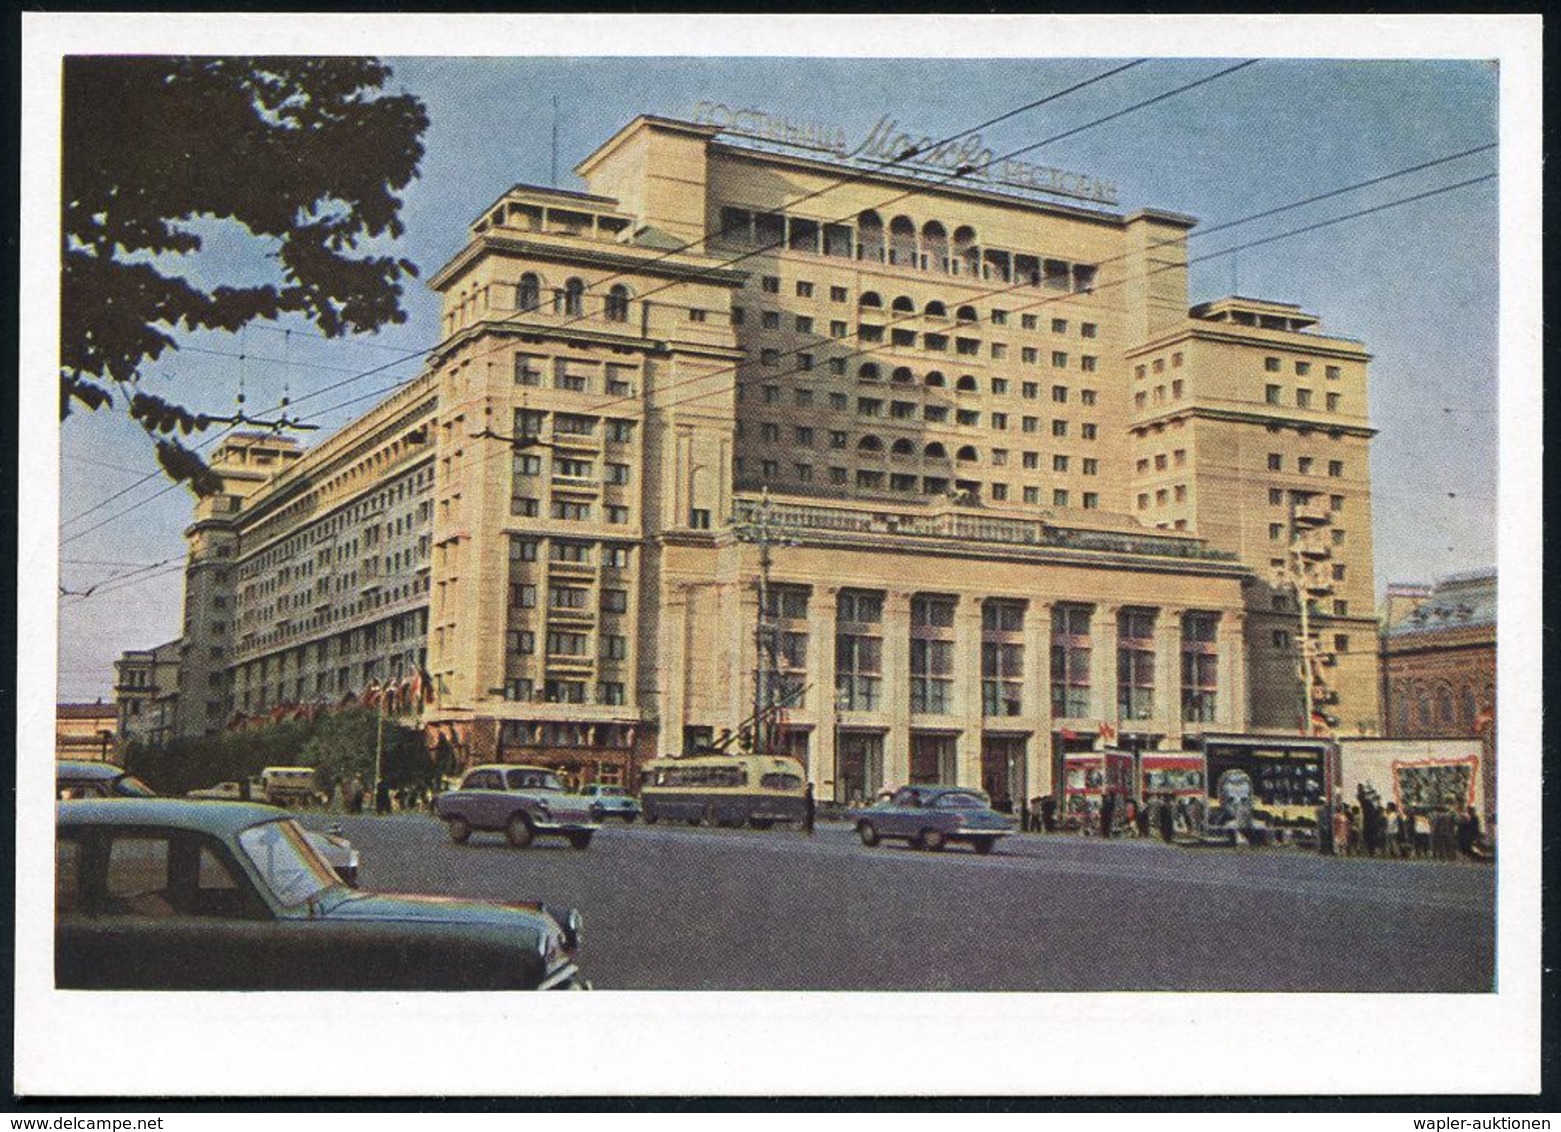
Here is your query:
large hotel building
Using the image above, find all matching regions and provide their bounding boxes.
[158,112,1380,805]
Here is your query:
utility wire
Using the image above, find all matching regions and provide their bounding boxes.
[63,84,1492,544]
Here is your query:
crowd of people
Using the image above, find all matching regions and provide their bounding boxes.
[324,774,435,816]
[1319,786,1487,859]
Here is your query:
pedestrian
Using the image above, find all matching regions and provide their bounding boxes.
[1039,795,1056,833]
[1384,803,1401,859]
[1123,797,1138,838]
[1457,806,1481,858]
[803,781,816,835]
[348,774,365,815]
[375,778,391,815]
[1100,791,1116,839]
[1159,794,1175,843]
[1333,804,1351,857]
[1138,796,1153,839]
[1019,799,1031,833]
[1413,809,1432,857]
[1187,796,1205,838]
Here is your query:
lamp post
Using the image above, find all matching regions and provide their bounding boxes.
[732,490,796,755]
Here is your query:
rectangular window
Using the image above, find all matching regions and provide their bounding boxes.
[1267,453,1283,471]
[1022,314,1038,330]
[689,509,711,529]
[1022,451,1039,469]
[796,316,814,334]
[1081,356,1098,372]
[1117,609,1156,720]
[555,413,596,436]
[514,354,544,386]
[550,500,591,521]
[910,638,954,714]
[1265,357,1282,372]
[1050,604,1092,717]
[1082,492,1098,509]
[604,546,631,568]
[991,412,1008,430]
[1296,388,1313,409]
[831,320,849,338]
[1052,420,1068,438]
[602,634,628,659]
[835,630,882,711]
[1181,611,1219,722]
[1328,460,1344,477]
[830,286,848,302]
[1295,361,1312,376]
[1053,489,1069,507]
[981,641,1024,716]
[761,276,780,293]
[1051,351,1068,368]
[1022,348,1039,365]
[796,281,814,298]
[601,588,628,613]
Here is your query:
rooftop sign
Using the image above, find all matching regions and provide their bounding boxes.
[691,101,1118,207]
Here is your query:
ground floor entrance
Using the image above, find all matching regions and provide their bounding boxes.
[980,734,1029,813]
[910,732,958,785]
[835,729,885,804]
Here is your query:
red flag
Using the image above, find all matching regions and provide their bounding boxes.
[362,681,382,708]
[1059,727,1078,741]
[1098,722,1117,742]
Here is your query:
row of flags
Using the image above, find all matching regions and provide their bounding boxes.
[226,669,435,732]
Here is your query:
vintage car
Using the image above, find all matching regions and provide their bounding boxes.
[57,760,360,887]
[55,799,588,990]
[434,764,600,849]
[578,783,641,823]
[850,785,1018,854]
[186,781,245,801]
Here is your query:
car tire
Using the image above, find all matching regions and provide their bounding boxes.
[858,821,880,847]
[567,831,593,851]
[749,818,774,830]
[919,828,946,852]
[506,813,535,849]
[971,837,995,855]
[447,817,471,845]
[624,813,639,823]
[643,809,658,825]
[702,803,718,827]
[589,804,604,823]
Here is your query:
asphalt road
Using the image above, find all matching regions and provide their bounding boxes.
[309,811,1494,992]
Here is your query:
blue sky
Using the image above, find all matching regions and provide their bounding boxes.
[55,56,1501,701]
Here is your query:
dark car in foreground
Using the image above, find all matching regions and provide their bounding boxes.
[56,759,360,887]
[850,785,1018,854]
[434,764,600,849]
[56,799,587,990]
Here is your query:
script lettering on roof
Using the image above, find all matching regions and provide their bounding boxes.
[691,102,1118,206]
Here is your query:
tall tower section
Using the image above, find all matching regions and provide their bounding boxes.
[422,168,746,771]
[176,432,303,735]
[1124,297,1379,734]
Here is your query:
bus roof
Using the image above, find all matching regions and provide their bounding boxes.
[644,752,804,770]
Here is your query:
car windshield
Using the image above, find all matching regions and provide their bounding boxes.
[113,775,157,797]
[507,769,564,791]
[935,792,989,809]
[237,818,341,907]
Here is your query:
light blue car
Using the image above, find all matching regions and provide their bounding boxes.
[849,785,1017,854]
[579,783,642,823]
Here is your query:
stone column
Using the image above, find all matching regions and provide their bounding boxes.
[1091,604,1120,727]
[810,585,840,791]
[955,596,986,788]
[660,581,691,749]
[732,577,759,737]
[1221,610,1249,732]
[1155,606,1184,748]
[880,590,913,787]
[1026,600,1052,801]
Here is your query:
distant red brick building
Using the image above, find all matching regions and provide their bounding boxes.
[1380,568,1496,820]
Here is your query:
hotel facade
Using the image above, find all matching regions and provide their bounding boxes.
[159,112,1381,806]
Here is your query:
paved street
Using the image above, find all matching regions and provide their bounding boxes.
[309,811,1494,992]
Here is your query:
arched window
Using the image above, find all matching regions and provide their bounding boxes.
[956,445,979,463]
[924,300,948,318]
[1436,684,1455,728]
[605,284,630,323]
[955,305,978,324]
[890,438,915,457]
[924,442,948,459]
[557,277,585,317]
[857,211,885,263]
[891,295,916,314]
[891,367,915,384]
[858,291,883,309]
[953,226,980,276]
[889,215,918,266]
[1459,685,1477,729]
[922,221,949,273]
[858,363,881,382]
[517,273,541,312]
[956,375,978,392]
[857,435,884,454]
[1414,684,1432,731]
[924,371,946,388]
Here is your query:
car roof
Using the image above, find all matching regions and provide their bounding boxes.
[903,785,986,799]
[468,764,557,775]
[57,797,291,836]
[56,761,131,780]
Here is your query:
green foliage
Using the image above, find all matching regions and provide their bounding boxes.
[123,710,432,796]
[60,56,429,492]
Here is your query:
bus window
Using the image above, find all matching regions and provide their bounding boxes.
[760,773,802,791]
